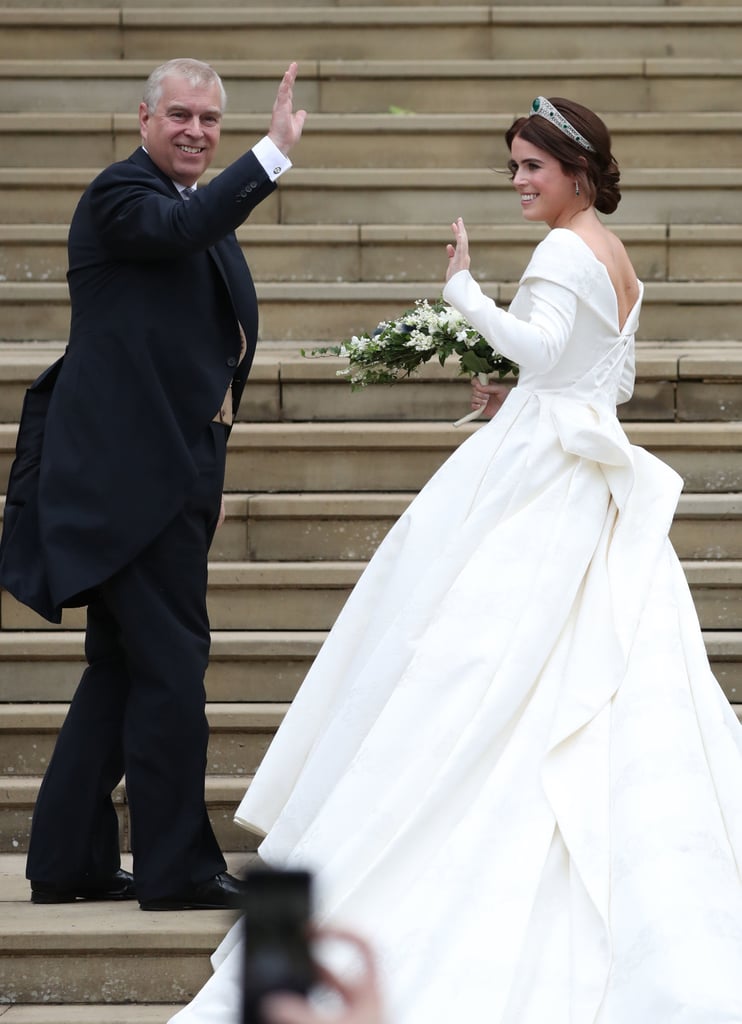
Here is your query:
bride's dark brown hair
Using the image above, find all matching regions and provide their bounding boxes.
[505,98,621,215]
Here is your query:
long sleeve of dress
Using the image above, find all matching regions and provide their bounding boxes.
[442,269,578,375]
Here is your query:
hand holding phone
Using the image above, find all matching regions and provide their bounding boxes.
[260,927,385,1024]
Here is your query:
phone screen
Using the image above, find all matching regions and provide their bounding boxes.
[241,868,315,1024]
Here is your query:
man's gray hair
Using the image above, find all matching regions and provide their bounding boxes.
[143,58,227,114]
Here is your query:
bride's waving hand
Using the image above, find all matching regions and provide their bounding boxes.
[445,217,471,281]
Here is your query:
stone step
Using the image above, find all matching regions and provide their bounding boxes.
[0,629,324,702]
[0,561,363,632]
[0,1005,176,1024]
[3,488,740,569]
[219,420,742,495]
[220,491,742,563]
[1,57,740,115]
[3,275,742,343]
[3,166,742,228]
[668,494,742,559]
[2,0,740,8]
[1,774,256,855]
[0,702,288,777]
[2,0,503,6]
[6,222,742,287]
[2,419,741,503]
[5,0,737,8]
[0,853,249,1009]
[2,111,741,170]
[2,339,742,424]
[1,628,741,704]
[3,557,742,632]
[0,1007,176,1024]
[2,7,742,62]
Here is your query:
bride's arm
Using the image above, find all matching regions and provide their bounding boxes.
[444,217,577,374]
[443,269,576,375]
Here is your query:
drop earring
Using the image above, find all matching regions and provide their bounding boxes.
[575,181,580,197]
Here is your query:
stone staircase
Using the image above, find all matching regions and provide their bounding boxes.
[2,1,742,1019]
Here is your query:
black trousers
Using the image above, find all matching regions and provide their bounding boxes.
[26,423,228,902]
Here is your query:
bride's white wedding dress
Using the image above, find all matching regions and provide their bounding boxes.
[170,228,742,1023]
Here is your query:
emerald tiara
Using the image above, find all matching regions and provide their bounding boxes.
[530,96,595,153]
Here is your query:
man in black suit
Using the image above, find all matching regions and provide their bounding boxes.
[0,58,306,910]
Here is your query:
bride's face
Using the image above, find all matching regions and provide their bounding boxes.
[508,135,580,228]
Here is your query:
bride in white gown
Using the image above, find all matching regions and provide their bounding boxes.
[170,98,742,1024]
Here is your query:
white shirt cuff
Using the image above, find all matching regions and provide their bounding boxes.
[252,136,292,182]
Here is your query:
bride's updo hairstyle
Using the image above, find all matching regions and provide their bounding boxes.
[505,97,621,215]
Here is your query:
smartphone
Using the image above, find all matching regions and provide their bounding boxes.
[241,867,316,1024]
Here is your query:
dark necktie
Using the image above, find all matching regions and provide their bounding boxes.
[181,187,194,201]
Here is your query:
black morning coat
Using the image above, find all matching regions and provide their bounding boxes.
[0,145,277,623]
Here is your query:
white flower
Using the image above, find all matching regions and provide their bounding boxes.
[408,329,435,351]
[439,307,465,329]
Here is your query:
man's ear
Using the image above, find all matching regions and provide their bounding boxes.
[138,102,150,142]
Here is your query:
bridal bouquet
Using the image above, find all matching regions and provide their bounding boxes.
[304,298,518,424]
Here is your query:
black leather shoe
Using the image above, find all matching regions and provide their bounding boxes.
[139,871,248,911]
[30,868,136,904]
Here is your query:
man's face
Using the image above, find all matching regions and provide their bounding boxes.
[139,74,223,187]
